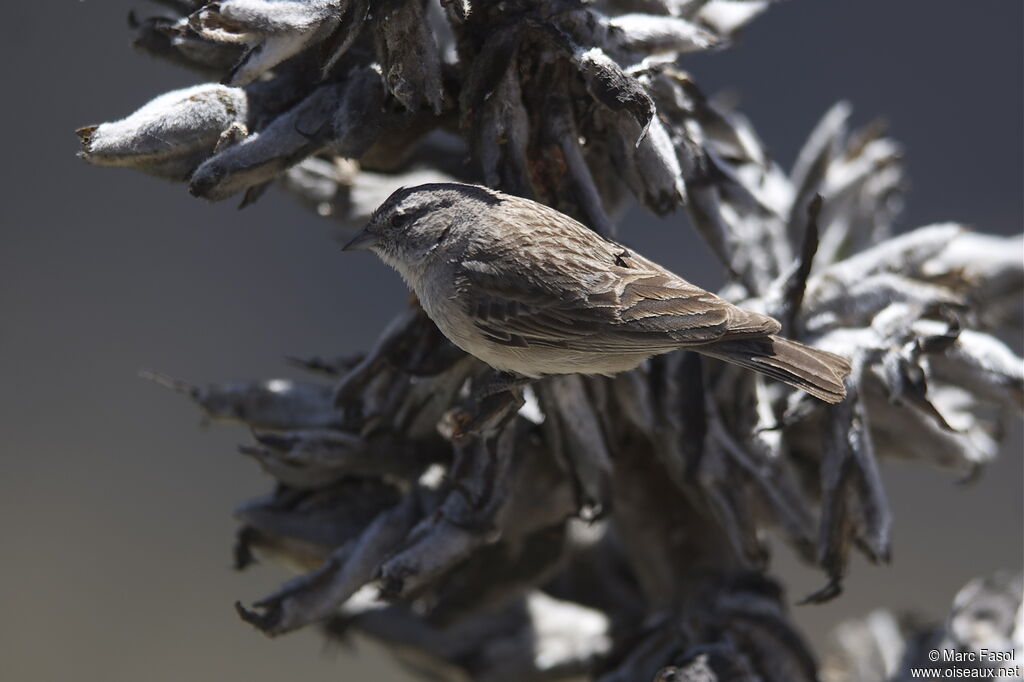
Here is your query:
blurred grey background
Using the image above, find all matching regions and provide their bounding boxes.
[1,2,1020,681]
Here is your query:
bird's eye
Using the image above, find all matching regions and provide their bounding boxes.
[389,213,409,229]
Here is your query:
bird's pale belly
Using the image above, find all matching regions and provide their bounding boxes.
[466,341,653,378]
[420,298,647,377]
[410,266,653,377]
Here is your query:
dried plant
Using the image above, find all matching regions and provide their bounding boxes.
[79,1,1022,680]
[822,572,1023,682]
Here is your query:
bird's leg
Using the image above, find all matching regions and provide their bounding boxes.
[446,371,531,440]
[473,371,533,400]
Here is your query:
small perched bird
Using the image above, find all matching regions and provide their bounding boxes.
[344,183,851,403]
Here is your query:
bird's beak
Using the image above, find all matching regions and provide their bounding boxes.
[341,225,378,252]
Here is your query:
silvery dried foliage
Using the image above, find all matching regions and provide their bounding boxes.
[80,1,1023,680]
[821,572,1023,682]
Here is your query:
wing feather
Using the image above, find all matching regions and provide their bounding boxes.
[456,249,779,354]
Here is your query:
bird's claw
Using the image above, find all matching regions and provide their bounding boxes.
[443,390,524,441]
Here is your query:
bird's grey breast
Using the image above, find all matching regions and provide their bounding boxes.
[412,242,479,348]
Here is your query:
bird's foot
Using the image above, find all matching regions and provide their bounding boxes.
[442,372,529,441]
[445,391,524,441]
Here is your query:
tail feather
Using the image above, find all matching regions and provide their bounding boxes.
[701,335,851,404]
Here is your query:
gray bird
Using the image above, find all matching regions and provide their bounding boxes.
[344,183,851,403]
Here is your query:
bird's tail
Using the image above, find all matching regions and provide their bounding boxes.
[701,335,851,404]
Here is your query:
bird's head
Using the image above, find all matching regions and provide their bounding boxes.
[342,183,502,276]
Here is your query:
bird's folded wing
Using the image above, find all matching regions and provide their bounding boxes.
[456,256,779,353]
